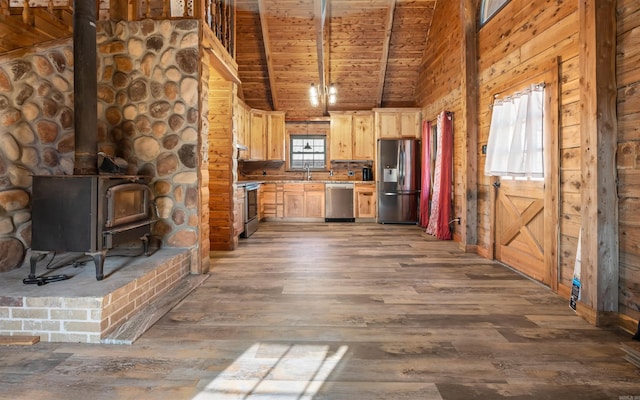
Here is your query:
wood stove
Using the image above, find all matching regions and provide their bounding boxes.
[29,175,157,281]
[25,0,160,283]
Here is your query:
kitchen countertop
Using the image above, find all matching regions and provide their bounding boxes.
[238,180,375,185]
[236,181,265,187]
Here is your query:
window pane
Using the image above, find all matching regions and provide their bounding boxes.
[481,0,510,25]
[290,134,326,170]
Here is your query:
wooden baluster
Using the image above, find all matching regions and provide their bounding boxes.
[162,0,169,17]
[146,0,151,18]
[22,0,34,26]
[224,0,229,50]
[0,0,9,22]
[48,0,54,14]
[216,0,221,38]
[210,0,216,29]
[183,0,189,17]
[207,0,213,27]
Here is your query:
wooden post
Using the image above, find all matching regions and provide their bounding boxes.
[109,0,133,21]
[0,0,9,21]
[459,0,478,251]
[22,0,34,26]
[578,0,619,324]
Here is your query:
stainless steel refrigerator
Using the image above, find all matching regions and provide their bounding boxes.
[377,139,421,224]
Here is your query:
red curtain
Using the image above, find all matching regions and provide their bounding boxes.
[426,111,452,240]
[419,120,432,228]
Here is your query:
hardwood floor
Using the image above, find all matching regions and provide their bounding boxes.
[1,222,639,399]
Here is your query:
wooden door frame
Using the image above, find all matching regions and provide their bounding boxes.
[488,58,560,292]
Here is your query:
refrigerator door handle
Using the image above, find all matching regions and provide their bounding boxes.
[399,146,405,186]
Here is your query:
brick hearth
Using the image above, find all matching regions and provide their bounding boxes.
[0,248,190,343]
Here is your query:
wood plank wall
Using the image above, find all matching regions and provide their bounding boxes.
[207,67,237,251]
[416,0,464,240]
[617,0,640,322]
[418,0,640,324]
[477,0,579,290]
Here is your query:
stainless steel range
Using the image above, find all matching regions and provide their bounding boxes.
[241,183,260,238]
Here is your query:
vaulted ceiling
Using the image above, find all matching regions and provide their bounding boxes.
[235,0,436,119]
[0,0,436,120]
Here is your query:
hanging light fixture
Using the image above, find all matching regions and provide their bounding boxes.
[309,83,337,107]
[309,84,319,107]
[304,124,312,150]
[328,84,337,105]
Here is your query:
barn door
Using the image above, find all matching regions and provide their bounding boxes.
[494,178,549,285]
[488,63,559,291]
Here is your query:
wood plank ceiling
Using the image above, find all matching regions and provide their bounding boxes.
[236,0,436,119]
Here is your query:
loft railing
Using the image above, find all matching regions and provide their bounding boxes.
[112,0,235,57]
[2,0,234,57]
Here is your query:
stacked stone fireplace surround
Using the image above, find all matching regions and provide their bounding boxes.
[0,19,211,342]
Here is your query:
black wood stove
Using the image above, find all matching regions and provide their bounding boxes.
[29,175,157,281]
[26,1,157,284]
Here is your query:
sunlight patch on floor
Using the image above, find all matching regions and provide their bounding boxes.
[193,343,348,399]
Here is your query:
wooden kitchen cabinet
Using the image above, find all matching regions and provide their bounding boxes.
[304,183,325,218]
[283,183,325,219]
[267,112,285,160]
[233,186,245,236]
[283,184,304,218]
[249,110,285,161]
[354,183,376,219]
[258,183,265,221]
[250,110,267,160]
[352,112,374,160]
[261,183,284,220]
[329,111,374,161]
[330,113,354,160]
[373,108,422,139]
[234,99,251,160]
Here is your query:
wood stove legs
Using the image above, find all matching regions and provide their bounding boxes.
[27,234,154,282]
[87,250,108,281]
[24,251,70,286]
[141,233,151,256]
[90,234,152,280]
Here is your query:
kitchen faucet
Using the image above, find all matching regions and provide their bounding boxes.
[304,163,311,181]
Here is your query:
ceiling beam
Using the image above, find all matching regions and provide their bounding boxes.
[313,0,328,115]
[257,0,279,110]
[376,0,396,107]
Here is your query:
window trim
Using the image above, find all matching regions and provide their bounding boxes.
[289,134,327,171]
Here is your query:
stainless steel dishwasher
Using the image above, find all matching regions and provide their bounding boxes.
[325,183,355,222]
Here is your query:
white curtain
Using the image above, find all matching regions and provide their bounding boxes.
[484,84,544,178]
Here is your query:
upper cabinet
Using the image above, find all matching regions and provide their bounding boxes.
[373,108,422,139]
[329,111,374,161]
[267,112,285,161]
[247,110,285,161]
[235,99,251,160]
[330,112,354,160]
[250,110,267,160]
[352,112,375,160]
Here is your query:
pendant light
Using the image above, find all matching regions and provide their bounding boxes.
[328,84,337,105]
[304,124,312,150]
[309,83,337,106]
[309,84,319,107]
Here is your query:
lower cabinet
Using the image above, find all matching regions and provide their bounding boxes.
[261,182,376,221]
[261,183,284,219]
[354,183,376,219]
[284,183,325,219]
[304,184,325,218]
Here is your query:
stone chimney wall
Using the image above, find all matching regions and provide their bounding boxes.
[0,19,206,272]
[0,40,75,271]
